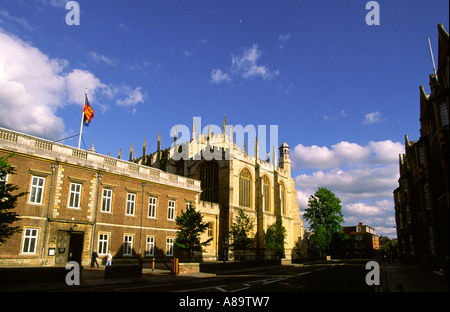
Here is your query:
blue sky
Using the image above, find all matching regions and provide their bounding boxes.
[1,0,448,237]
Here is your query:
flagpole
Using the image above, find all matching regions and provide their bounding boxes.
[78,88,87,149]
[427,37,437,76]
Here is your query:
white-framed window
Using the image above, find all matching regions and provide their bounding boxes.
[123,235,133,256]
[148,196,157,218]
[98,233,109,255]
[186,202,193,210]
[22,228,39,254]
[126,193,136,215]
[29,176,45,204]
[166,237,174,256]
[146,236,155,256]
[68,182,82,208]
[101,189,113,213]
[168,200,176,220]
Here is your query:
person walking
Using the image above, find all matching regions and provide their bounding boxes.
[106,250,113,266]
[91,250,99,268]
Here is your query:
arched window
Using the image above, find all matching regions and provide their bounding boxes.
[200,162,218,203]
[239,168,252,208]
[280,182,286,215]
[262,175,270,212]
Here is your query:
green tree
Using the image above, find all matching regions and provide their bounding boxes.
[309,225,329,255]
[0,154,25,245]
[304,187,344,254]
[265,218,286,258]
[230,209,254,259]
[174,205,212,261]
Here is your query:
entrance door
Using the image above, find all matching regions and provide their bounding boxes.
[56,231,69,265]
[68,232,84,265]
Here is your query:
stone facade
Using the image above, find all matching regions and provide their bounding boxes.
[0,127,205,267]
[133,117,306,260]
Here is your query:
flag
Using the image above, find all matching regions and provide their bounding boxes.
[83,93,94,126]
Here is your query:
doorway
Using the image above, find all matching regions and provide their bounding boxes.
[68,232,84,265]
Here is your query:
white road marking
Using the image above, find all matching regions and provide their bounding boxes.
[295,271,311,276]
[173,284,228,292]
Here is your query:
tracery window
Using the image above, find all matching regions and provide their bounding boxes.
[262,175,270,212]
[200,162,218,203]
[280,182,286,215]
[239,168,251,208]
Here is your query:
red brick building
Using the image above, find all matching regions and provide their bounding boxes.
[342,223,379,258]
[394,24,449,271]
[0,127,212,267]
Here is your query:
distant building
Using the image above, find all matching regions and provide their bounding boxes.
[342,223,379,258]
[0,127,205,266]
[394,23,449,271]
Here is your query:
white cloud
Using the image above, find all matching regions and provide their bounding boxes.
[292,144,339,169]
[210,68,231,84]
[116,86,144,108]
[182,50,193,58]
[343,200,397,236]
[363,111,384,125]
[210,44,279,83]
[0,29,144,140]
[0,31,66,139]
[65,69,106,103]
[37,0,67,8]
[324,110,349,121]
[231,44,279,80]
[293,140,403,237]
[291,140,403,170]
[345,200,391,217]
[89,52,117,66]
[368,140,404,164]
[0,9,35,31]
[295,164,398,203]
[278,33,291,49]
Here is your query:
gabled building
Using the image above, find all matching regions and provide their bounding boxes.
[342,223,379,258]
[394,23,449,271]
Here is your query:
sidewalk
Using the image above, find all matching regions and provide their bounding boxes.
[382,261,449,292]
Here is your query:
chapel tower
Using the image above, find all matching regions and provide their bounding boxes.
[279,140,291,174]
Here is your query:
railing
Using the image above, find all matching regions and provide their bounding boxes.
[0,127,201,192]
[0,129,18,143]
[150,258,179,275]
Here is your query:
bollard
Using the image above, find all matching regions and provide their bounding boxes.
[173,258,179,275]
[152,258,155,271]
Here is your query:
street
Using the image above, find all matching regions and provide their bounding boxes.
[67,260,377,293]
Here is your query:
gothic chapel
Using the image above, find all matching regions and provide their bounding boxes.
[133,117,306,260]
